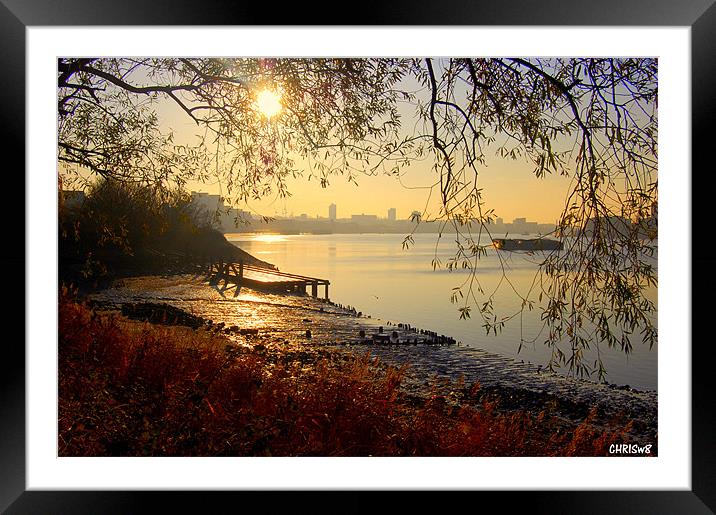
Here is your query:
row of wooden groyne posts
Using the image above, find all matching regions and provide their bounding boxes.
[355,322,458,346]
[301,321,458,347]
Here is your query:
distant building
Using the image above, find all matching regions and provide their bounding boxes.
[387,207,396,221]
[496,217,504,225]
[510,217,538,234]
[583,215,634,237]
[190,192,225,228]
[224,207,254,230]
[190,191,254,231]
[191,192,224,213]
[644,202,658,238]
[329,203,337,221]
[351,214,378,223]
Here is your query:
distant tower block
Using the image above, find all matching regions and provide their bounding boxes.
[329,203,337,221]
[387,207,396,221]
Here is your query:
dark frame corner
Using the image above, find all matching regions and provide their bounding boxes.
[2,0,713,512]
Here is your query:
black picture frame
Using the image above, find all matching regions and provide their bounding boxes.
[2,1,712,513]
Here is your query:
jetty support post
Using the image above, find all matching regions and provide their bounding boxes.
[324,282,329,300]
[216,259,223,285]
[311,281,318,298]
[208,257,218,285]
[239,261,244,280]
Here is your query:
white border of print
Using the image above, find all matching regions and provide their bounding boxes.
[27,26,690,490]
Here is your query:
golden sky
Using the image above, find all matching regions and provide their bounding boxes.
[185,153,572,223]
[59,58,659,226]
[159,87,574,224]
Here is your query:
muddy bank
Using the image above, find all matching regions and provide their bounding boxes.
[87,274,657,444]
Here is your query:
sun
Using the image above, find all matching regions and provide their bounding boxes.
[255,89,282,119]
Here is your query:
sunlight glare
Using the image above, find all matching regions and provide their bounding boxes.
[255,89,282,119]
[252,234,287,243]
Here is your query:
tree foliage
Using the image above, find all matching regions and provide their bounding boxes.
[58,57,658,380]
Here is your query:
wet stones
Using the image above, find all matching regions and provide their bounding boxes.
[224,344,248,357]
[120,302,206,329]
[117,302,267,344]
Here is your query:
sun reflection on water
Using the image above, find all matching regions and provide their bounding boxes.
[250,234,287,243]
[235,291,266,303]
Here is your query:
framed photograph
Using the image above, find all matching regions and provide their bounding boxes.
[3,0,712,512]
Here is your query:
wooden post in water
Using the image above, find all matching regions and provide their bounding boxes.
[239,261,244,280]
[311,281,318,298]
[324,283,329,300]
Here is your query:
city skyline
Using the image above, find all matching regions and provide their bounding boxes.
[187,191,558,236]
[190,192,559,225]
[184,158,572,225]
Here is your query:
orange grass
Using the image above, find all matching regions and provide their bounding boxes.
[58,294,633,457]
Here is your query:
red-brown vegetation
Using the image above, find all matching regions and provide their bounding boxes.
[59,293,634,457]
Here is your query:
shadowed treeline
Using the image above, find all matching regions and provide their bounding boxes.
[59,180,272,288]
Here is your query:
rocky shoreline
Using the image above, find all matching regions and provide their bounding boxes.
[86,275,658,448]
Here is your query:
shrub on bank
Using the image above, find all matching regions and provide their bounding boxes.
[59,180,271,287]
[58,294,633,457]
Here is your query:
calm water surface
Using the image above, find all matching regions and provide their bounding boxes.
[227,232,658,391]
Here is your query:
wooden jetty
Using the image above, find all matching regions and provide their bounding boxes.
[207,259,330,299]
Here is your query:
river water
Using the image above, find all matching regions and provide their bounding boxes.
[226,232,658,391]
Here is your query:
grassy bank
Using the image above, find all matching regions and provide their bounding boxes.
[59,292,633,457]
